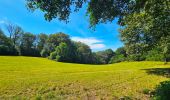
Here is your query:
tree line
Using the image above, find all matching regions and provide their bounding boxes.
[0,23,169,64]
[0,24,115,64]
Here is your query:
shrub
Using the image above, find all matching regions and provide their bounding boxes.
[142,88,150,94]
[40,49,49,57]
[146,49,164,61]
[153,80,170,100]
[49,51,57,60]
[55,55,61,61]
[109,54,126,63]
[127,54,145,61]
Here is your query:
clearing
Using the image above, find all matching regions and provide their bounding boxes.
[0,56,169,99]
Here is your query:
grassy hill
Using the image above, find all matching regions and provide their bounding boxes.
[0,56,169,99]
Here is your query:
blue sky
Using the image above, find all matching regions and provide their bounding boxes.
[0,0,123,51]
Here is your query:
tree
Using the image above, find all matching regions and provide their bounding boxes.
[55,42,71,62]
[5,24,24,55]
[37,33,48,52]
[0,29,17,55]
[47,32,71,52]
[26,0,132,27]
[109,54,126,63]
[161,36,170,64]
[119,0,169,61]
[12,26,24,47]
[95,49,115,64]
[74,42,93,64]
[109,47,127,63]
[146,48,164,61]
[20,32,39,56]
[40,48,49,57]
[6,23,15,39]
[49,42,73,62]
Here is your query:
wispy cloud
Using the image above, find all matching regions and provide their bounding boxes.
[71,37,106,49]
[0,20,6,24]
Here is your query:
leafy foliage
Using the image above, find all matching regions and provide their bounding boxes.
[146,48,164,61]
[153,80,170,100]
[26,0,170,63]
[109,47,127,63]
[95,49,115,64]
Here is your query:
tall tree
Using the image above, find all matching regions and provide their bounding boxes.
[0,29,17,55]
[6,23,15,39]
[55,42,72,62]
[37,33,48,51]
[95,49,115,64]
[74,42,93,64]
[120,0,169,61]
[20,32,38,56]
[47,32,71,52]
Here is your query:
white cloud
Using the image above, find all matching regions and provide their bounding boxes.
[0,19,8,25]
[0,20,5,24]
[90,44,105,49]
[71,37,106,49]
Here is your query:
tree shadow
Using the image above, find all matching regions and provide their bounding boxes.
[143,68,170,78]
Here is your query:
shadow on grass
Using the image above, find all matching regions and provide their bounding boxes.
[143,68,170,78]
[142,68,170,99]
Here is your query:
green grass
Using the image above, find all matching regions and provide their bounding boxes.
[0,56,170,99]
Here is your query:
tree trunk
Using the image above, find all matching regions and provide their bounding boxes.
[164,57,167,65]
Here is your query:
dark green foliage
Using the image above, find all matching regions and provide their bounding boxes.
[146,48,164,61]
[0,29,18,55]
[54,42,72,62]
[109,47,127,63]
[26,0,170,63]
[120,0,170,62]
[49,51,57,60]
[153,80,170,100]
[47,33,71,52]
[40,48,49,57]
[95,49,115,64]
[26,0,132,27]
[37,33,48,52]
[109,54,126,63]
[20,32,40,56]
[73,42,93,64]
[48,33,71,46]
[27,0,87,22]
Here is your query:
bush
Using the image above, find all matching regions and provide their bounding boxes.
[55,55,61,61]
[153,80,170,100]
[127,54,145,61]
[40,49,49,57]
[109,54,126,63]
[142,88,150,94]
[146,49,164,61]
[49,51,57,60]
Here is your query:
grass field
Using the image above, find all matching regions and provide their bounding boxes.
[0,56,170,100]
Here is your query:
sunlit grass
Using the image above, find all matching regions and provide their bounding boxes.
[0,56,169,99]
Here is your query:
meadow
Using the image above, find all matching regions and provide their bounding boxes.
[0,56,170,100]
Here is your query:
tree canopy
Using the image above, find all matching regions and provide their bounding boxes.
[0,0,169,64]
[26,0,170,61]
